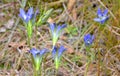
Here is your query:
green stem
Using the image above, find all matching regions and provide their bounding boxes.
[34,68,42,76]
[97,24,105,76]
[40,65,42,76]
[28,36,31,49]
[55,69,58,76]
[34,69,38,76]
[84,46,92,76]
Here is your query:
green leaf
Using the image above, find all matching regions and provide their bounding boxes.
[42,8,53,23]
[37,8,53,26]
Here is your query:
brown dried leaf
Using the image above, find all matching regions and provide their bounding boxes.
[47,17,54,23]
[72,8,77,20]
[60,35,67,40]
[65,45,74,54]
[67,0,76,11]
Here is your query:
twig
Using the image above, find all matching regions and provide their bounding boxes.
[104,45,120,62]
[62,55,79,69]
[0,2,18,9]
[46,0,67,7]
[106,24,120,36]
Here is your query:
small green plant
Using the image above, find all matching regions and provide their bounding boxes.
[66,25,78,36]
[83,33,95,76]
[49,23,67,47]
[52,46,66,76]
[19,7,36,48]
[29,48,48,76]
[36,8,53,26]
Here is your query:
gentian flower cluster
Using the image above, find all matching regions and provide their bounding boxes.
[94,8,109,24]
[19,6,67,75]
[29,48,48,71]
[84,34,94,46]
[52,46,66,69]
[49,23,67,47]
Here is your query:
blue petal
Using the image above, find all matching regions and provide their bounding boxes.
[49,23,56,34]
[94,18,101,22]
[61,24,67,28]
[97,8,102,17]
[39,49,48,56]
[100,20,105,24]
[56,24,67,35]
[34,9,39,19]
[19,8,27,21]
[58,46,66,59]
[29,48,39,58]
[84,34,91,41]
[27,7,34,16]
[100,16,109,24]
[103,9,108,16]
[100,17,107,24]
[26,7,34,22]
[92,35,94,41]
[52,46,57,58]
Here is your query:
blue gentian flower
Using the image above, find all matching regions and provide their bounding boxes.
[49,23,67,46]
[52,46,66,69]
[29,48,48,71]
[84,34,94,46]
[30,48,47,58]
[19,7,34,23]
[94,8,109,24]
[19,7,38,39]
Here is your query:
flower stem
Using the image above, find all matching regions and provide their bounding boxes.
[84,46,92,76]
[40,65,42,76]
[28,36,31,49]
[96,24,105,76]
[34,68,42,76]
[34,69,38,76]
[55,69,58,76]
